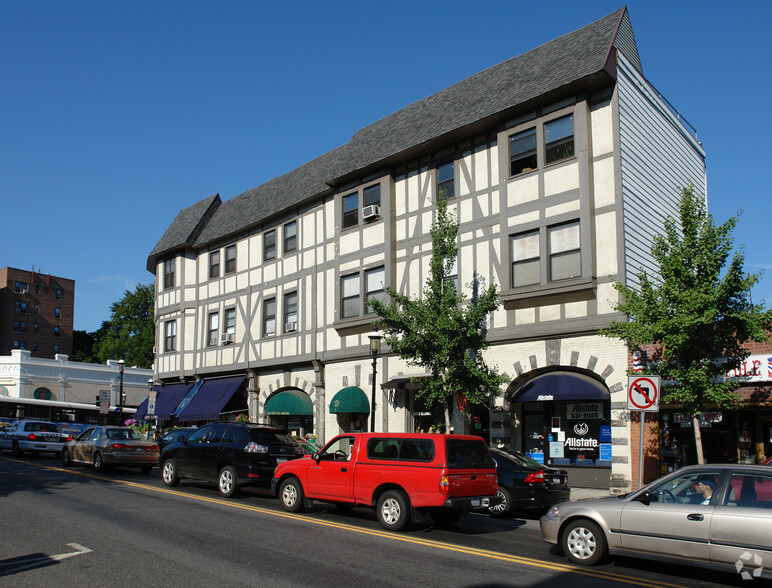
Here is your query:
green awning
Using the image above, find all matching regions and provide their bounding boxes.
[329,386,370,414]
[265,389,313,416]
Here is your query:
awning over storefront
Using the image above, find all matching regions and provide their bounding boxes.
[174,376,246,422]
[513,372,609,403]
[134,382,194,420]
[265,389,313,416]
[329,386,369,414]
[380,374,431,391]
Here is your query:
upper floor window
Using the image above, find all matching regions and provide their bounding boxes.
[224,308,236,337]
[510,220,581,288]
[209,250,220,279]
[509,128,537,176]
[163,259,175,290]
[14,301,27,313]
[366,267,386,312]
[341,274,360,319]
[207,312,219,347]
[55,288,63,300]
[54,326,60,337]
[544,114,574,164]
[164,320,177,352]
[13,340,26,350]
[34,323,39,332]
[341,267,386,319]
[549,221,580,281]
[34,304,39,313]
[55,307,61,318]
[343,193,358,229]
[284,221,297,254]
[15,281,28,293]
[263,298,276,336]
[13,321,26,333]
[363,184,381,208]
[225,245,236,274]
[511,230,540,287]
[264,230,276,261]
[284,292,298,332]
[53,345,59,354]
[444,257,458,292]
[437,162,455,198]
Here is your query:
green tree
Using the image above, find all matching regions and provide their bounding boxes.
[600,186,771,463]
[370,192,508,432]
[93,283,156,369]
[71,329,97,363]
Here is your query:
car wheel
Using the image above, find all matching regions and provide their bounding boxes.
[488,487,511,516]
[376,490,410,532]
[279,477,305,513]
[12,441,22,457]
[430,509,463,527]
[93,452,105,472]
[562,519,607,566]
[62,448,72,467]
[139,465,153,474]
[161,459,180,487]
[218,466,239,498]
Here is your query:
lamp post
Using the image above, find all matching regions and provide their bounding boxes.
[367,328,382,432]
[118,359,125,422]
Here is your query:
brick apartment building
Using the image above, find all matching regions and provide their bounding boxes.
[0,267,74,359]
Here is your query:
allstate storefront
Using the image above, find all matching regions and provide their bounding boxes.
[510,370,612,488]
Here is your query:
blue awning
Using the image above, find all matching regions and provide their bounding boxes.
[513,372,609,402]
[134,382,194,420]
[175,376,246,422]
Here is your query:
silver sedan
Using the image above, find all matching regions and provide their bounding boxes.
[62,425,159,473]
[540,464,771,580]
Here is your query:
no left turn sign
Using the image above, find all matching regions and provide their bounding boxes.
[627,375,660,412]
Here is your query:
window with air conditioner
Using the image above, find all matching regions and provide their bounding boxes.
[284,291,298,332]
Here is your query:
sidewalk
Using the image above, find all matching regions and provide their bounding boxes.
[570,487,612,500]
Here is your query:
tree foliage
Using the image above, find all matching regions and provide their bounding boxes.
[600,186,771,461]
[93,283,156,369]
[369,192,508,429]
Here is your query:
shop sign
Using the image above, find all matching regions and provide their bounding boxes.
[722,354,772,382]
[564,421,600,452]
[566,402,603,420]
[674,411,723,428]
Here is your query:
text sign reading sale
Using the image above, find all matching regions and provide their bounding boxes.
[627,375,660,412]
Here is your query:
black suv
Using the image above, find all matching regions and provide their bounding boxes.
[160,422,303,497]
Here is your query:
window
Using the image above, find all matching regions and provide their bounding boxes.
[14,301,27,313]
[545,114,574,164]
[366,267,386,312]
[34,323,38,332]
[14,281,28,293]
[549,221,581,281]
[163,259,175,290]
[225,245,236,274]
[207,312,219,347]
[263,298,276,336]
[33,343,38,351]
[55,288,63,300]
[264,230,276,261]
[13,321,26,333]
[284,292,298,332]
[512,231,541,287]
[438,162,455,198]
[224,308,236,337]
[284,221,297,254]
[363,184,380,207]
[209,250,220,279]
[341,274,360,319]
[342,193,358,229]
[53,345,59,354]
[509,128,537,176]
[34,304,39,313]
[164,320,177,352]
[54,326,60,336]
[55,307,61,318]
[725,473,772,508]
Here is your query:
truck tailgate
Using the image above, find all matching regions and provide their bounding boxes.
[446,471,497,497]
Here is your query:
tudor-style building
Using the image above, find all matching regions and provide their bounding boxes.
[146,7,706,492]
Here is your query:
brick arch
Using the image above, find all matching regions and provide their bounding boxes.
[260,377,316,405]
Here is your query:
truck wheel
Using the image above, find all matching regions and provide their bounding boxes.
[430,509,463,527]
[376,490,410,531]
[218,465,239,498]
[562,519,607,566]
[279,477,305,512]
[162,459,180,487]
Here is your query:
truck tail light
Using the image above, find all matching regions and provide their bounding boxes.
[439,475,450,495]
[524,470,545,484]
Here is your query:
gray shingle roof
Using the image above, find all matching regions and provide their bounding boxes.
[149,7,636,271]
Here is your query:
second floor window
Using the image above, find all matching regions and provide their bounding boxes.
[341,274,360,319]
[549,221,581,281]
[343,193,358,229]
[225,245,236,274]
[208,312,219,346]
[264,230,276,261]
[164,320,177,352]
[263,298,276,336]
[224,308,236,337]
[511,231,541,287]
[437,161,455,198]
[163,259,175,290]
[366,267,386,312]
[284,221,297,253]
[209,250,220,279]
[284,292,298,331]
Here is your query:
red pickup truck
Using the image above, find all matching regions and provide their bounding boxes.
[271,432,499,531]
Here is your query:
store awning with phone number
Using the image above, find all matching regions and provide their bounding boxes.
[134,382,194,420]
[265,389,313,416]
[512,372,609,402]
[173,376,246,422]
[329,386,369,414]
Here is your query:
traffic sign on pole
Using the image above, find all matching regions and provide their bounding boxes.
[627,375,660,412]
[148,391,157,416]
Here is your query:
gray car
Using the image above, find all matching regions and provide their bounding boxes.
[62,425,159,473]
[541,464,772,580]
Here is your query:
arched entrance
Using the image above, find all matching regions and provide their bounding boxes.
[264,388,314,437]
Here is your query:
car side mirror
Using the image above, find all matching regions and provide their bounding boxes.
[637,490,651,506]
[312,451,320,462]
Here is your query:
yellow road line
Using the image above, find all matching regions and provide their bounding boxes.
[8,457,685,588]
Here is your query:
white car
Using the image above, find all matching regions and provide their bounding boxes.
[0,420,71,457]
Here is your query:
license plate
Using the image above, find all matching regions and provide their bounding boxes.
[276,457,287,463]
[136,447,144,452]
[471,499,480,507]
[552,477,561,484]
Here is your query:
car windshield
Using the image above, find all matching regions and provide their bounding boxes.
[106,429,142,441]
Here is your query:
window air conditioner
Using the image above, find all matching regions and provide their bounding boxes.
[152,345,157,355]
[285,321,298,332]
[362,204,381,222]
[221,332,235,345]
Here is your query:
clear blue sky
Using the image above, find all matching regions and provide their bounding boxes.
[2,1,770,332]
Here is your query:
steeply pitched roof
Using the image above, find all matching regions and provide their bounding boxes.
[149,7,638,270]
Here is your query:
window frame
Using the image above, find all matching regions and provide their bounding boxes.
[544,114,575,165]
[264,229,276,261]
[224,245,236,274]
[224,308,236,337]
[164,320,177,352]
[511,230,541,288]
[209,250,220,279]
[55,307,61,318]
[207,311,219,347]
[340,274,360,319]
[342,192,358,229]
[548,221,581,282]
[283,220,297,254]
[437,161,455,198]
[284,291,298,332]
[263,297,276,337]
[163,259,175,290]
[509,127,538,176]
[365,267,386,313]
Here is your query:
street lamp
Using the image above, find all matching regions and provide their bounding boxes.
[367,328,382,432]
[118,359,125,421]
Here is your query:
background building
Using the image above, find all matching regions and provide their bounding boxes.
[147,8,706,492]
[0,267,74,358]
